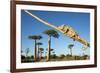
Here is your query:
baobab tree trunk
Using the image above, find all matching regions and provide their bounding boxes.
[46,36,51,61]
[37,45,40,60]
[34,40,37,62]
[70,48,72,56]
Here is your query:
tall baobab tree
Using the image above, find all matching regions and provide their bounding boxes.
[68,44,74,56]
[43,29,59,61]
[28,35,42,61]
[36,42,43,60]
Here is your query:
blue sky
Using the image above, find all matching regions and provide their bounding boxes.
[21,9,90,56]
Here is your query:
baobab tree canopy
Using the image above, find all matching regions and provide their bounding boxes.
[43,29,59,38]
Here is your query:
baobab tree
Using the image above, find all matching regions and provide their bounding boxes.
[43,29,59,61]
[25,48,30,57]
[68,44,74,56]
[28,35,42,61]
[36,42,43,60]
[39,48,44,60]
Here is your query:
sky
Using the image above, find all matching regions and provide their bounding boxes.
[21,9,90,56]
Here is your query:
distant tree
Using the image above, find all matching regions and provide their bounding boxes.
[31,55,34,59]
[60,54,65,59]
[66,54,71,57]
[52,51,55,55]
[46,48,55,58]
[21,55,25,60]
[39,48,44,59]
[68,44,74,56]
[21,49,24,56]
[21,50,23,53]
[52,54,57,59]
[83,55,89,60]
[25,48,30,58]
